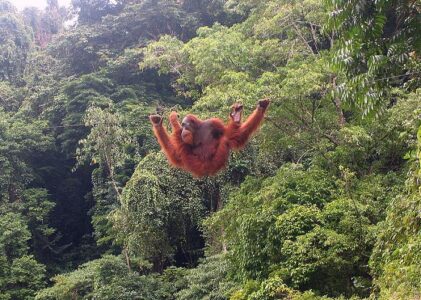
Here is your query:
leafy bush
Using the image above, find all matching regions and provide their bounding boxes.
[36,255,173,300]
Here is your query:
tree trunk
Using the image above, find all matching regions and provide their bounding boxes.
[123,247,131,271]
[214,184,227,253]
[332,76,346,127]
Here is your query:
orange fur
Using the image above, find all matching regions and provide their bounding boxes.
[150,100,269,177]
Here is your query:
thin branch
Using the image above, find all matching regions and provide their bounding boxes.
[292,22,316,55]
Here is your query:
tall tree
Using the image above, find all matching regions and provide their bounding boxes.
[0,1,32,85]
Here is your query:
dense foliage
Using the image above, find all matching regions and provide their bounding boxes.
[0,0,419,299]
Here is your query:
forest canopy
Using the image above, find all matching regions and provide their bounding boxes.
[0,0,419,299]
